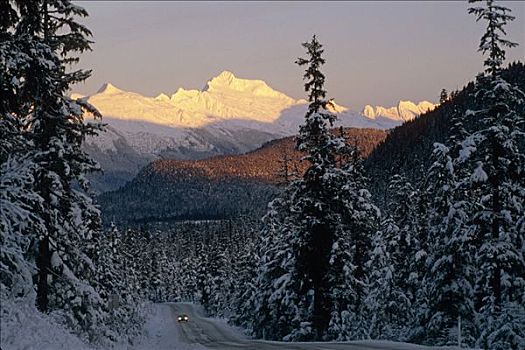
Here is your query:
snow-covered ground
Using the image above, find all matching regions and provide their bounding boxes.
[0,300,202,350]
[129,303,206,350]
[1,301,466,350]
[153,303,465,350]
[1,298,93,350]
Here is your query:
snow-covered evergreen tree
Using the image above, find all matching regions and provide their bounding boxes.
[92,224,145,343]
[178,254,199,302]
[325,136,380,341]
[467,2,524,348]
[1,3,43,300]
[388,175,422,309]
[1,1,150,345]
[416,139,477,346]
[194,241,212,311]
[416,2,524,348]
[366,174,421,341]
[253,190,305,340]
[254,35,380,341]
[366,217,406,340]
[440,89,449,105]
[205,237,231,317]
[0,156,42,299]
[229,234,259,332]
[291,34,348,341]
[1,0,110,342]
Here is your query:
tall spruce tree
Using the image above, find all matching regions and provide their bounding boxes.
[254,35,379,341]
[417,139,477,346]
[415,103,474,346]
[466,2,524,348]
[1,1,150,345]
[440,89,449,104]
[3,0,107,341]
[418,1,524,348]
[291,34,348,340]
[1,1,43,299]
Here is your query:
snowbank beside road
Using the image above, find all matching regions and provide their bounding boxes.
[1,297,152,350]
[1,298,92,350]
[1,300,470,350]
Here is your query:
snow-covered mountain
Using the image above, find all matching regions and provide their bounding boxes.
[362,100,436,122]
[77,71,434,191]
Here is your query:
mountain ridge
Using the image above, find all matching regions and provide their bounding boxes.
[77,71,435,128]
[76,71,435,192]
[362,100,436,121]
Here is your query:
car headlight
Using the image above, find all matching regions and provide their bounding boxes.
[184,316,188,320]
[178,316,182,321]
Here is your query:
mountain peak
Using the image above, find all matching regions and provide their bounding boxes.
[325,99,348,113]
[362,100,437,121]
[216,70,236,81]
[398,100,418,108]
[97,82,123,95]
[155,93,171,102]
[203,71,292,101]
[203,70,239,91]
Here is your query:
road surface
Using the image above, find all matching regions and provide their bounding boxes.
[166,303,455,350]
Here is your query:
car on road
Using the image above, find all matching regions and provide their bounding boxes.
[177,314,189,322]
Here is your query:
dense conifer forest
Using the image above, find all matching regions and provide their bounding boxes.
[365,61,525,208]
[1,1,523,349]
[99,128,386,224]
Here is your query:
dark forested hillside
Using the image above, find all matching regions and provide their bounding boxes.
[365,62,525,207]
[99,128,386,224]
[145,128,385,184]
[99,63,524,225]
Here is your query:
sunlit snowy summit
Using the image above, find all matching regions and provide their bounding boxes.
[362,100,436,122]
[79,70,435,131]
[75,71,436,191]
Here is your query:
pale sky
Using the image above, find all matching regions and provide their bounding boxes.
[74,1,525,111]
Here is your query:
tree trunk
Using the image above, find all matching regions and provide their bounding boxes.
[490,136,502,307]
[311,222,332,340]
[36,235,50,312]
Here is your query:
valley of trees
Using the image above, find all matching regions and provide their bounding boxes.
[1,0,523,349]
[147,127,386,185]
[99,128,386,224]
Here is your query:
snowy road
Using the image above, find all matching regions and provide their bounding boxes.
[137,303,455,350]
